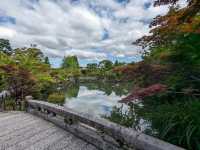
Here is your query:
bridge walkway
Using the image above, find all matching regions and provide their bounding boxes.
[0,111,97,150]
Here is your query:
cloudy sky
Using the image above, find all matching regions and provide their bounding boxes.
[0,0,170,67]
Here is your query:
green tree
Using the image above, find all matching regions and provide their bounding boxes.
[44,56,50,65]
[114,60,126,67]
[14,47,44,62]
[99,60,113,71]
[62,56,79,69]
[87,63,98,70]
[114,60,119,66]
[0,39,12,54]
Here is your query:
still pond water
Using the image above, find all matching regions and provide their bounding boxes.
[62,82,193,150]
[63,81,133,117]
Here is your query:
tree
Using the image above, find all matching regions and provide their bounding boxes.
[135,0,200,48]
[87,63,98,70]
[99,60,113,70]
[0,39,12,54]
[44,56,50,65]
[120,2,200,149]
[131,0,200,93]
[114,60,120,66]
[106,1,200,149]
[26,48,44,61]
[62,56,79,69]
[0,64,37,109]
[114,60,126,67]
[119,84,167,103]
[14,47,44,62]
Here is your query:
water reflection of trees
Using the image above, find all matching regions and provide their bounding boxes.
[53,80,132,100]
[80,81,133,96]
[107,97,200,150]
[65,82,80,98]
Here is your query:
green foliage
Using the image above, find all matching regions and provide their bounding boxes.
[140,97,200,150]
[61,56,81,78]
[65,83,79,98]
[107,1,200,150]
[87,63,98,71]
[0,64,37,101]
[105,105,136,128]
[82,60,126,81]
[0,46,60,102]
[155,102,200,150]
[114,60,126,67]
[62,56,79,69]
[0,39,12,54]
[48,92,65,104]
[115,33,200,149]
[99,59,113,71]
[108,98,200,150]
[44,56,50,65]
[14,47,44,61]
[2,98,26,111]
[4,99,16,110]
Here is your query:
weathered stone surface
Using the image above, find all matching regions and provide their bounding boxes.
[28,110,121,150]
[27,99,185,150]
[0,111,98,150]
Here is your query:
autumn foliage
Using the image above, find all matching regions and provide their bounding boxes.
[114,61,170,86]
[135,0,200,48]
[0,64,36,101]
[119,84,167,103]
[119,0,200,103]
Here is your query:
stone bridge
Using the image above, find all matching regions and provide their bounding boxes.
[0,96,185,150]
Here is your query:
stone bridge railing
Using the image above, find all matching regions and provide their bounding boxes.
[25,96,185,150]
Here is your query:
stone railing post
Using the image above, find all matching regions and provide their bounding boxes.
[25,96,33,112]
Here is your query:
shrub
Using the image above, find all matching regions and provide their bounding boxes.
[4,99,15,110]
[48,93,65,105]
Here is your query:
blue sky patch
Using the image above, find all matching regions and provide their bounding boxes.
[102,29,109,40]
[144,2,151,9]
[0,16,15,25]
[115,0,130,5]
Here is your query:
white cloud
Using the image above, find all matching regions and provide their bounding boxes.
[42,48,107,61]
[0,0,170,62]
[64,49,107,61]
[0,26,16,39]
[64,86,127,116]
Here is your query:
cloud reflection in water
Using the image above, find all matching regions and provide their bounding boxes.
[64,86,127,117]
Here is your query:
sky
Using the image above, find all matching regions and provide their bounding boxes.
[0,0,170,67]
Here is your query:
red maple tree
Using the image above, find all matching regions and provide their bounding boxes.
[119,84,167,103]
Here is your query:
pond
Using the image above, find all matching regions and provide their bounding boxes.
[63,81,133,117]
[60,81,200,150]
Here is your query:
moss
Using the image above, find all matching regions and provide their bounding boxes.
[47,92,65,104]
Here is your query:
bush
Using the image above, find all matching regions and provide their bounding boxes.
[48,93,65,105]
[4,99,15,110]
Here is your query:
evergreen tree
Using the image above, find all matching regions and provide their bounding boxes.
[62,56,79,69]
[44,57,50,65]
